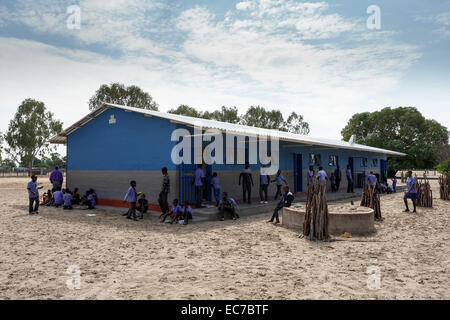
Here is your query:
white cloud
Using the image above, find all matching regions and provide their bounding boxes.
[236,1,252,11]
[415,11,450,37]
[0,0,436,144]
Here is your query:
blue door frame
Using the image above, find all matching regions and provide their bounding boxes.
[348,157,354,179]
[179,164,212,205]
[293,154,303,193]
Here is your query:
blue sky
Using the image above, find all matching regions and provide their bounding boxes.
[0,0,449,153]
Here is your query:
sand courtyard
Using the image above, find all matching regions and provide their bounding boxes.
[0,177,448,300]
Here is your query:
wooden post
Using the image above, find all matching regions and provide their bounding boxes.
[303,178,330,241]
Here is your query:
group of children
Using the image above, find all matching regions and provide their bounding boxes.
[121,180,191,224]
[41,187,97,210]
[210,168,288,207]
[159,199,194,225]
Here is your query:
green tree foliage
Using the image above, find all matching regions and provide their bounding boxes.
[168,105,309,133]
[436,159,450,174]
[168,105,204,118]
[0,159,16,169]
[89,83,159,111]
[203,106,240,124]
[33,152,66,169]
[284,112,310,135]
[341,107,449,173]
[241,106,285,130]
[0,132,3,163]
[5,99,63,175]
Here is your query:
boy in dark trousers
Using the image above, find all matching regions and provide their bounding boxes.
[239,162,254,204]
[27,175,43,215]
[136,193,149,219]
[123,180,138,221]
[268,186,294,224]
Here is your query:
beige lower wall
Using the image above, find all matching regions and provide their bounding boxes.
[66,168,381,205]
[67,170,178,204]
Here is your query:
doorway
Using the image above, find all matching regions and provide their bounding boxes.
[293,153,303,193]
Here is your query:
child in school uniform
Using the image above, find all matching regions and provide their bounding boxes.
[41,189,53,206]
[210,172,221,207]
[123,180,138,221]
[273,170,287,200]
[182,201,193,225]
[330,173,337,192]
[317,166,328,186]
[160,199,182,223]
[83,189,96,210]
[63,189,73,210]
[72,188,81,205]
[136,193,149,219]
[53,188,64,208]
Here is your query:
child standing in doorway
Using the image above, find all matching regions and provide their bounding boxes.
[211,172,221,207]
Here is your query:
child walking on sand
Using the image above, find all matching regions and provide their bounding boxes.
[27,175,43,215]
[122,181,138,221]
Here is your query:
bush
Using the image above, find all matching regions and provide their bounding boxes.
[436,159,450,174]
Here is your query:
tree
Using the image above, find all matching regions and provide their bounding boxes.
[0,159,16,169]
[5,99,63,175]
[436,159,450,174]
[204,106,240,124]
[241,106,285,129]
[168,104,310,133]
[168,105,204,118]
[283,112,310,135]
[38,152,66,169]
[341,107,449,174]
[89,83,158,111]
[0,132,3,163]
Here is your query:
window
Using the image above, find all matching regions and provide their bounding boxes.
[328,155,337,167]
[372,158,378,167]
[361,157,368,167]
[309,154,321,166]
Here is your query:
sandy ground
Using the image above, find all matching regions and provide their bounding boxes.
[0,177,449,300]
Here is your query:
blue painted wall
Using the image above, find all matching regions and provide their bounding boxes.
[67,108,177,170]
[172,124,387,172]
[66,108,387,173]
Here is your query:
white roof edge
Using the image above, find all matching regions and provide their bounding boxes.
[50,103,407,157]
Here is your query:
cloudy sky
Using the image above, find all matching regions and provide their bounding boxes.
[0,0,449,152]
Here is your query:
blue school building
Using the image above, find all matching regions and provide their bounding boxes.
[50,103,405,209]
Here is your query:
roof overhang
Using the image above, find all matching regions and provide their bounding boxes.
[50,103,407,157]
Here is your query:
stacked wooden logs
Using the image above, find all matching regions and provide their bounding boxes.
[303,178,329,241]
[361,183,382,221]
[439,174,450,201]
[417,175,433,207]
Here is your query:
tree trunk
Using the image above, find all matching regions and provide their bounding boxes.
[28,157,34,177]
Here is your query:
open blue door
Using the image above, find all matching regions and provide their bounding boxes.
[179,163,196,204]
[293,154,303,192]
[380,159,387,183]
[179,163,212,204]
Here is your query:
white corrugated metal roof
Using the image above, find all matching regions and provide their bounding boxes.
[50,102,406,156]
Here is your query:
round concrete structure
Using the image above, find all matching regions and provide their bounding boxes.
[282,204,375,235]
